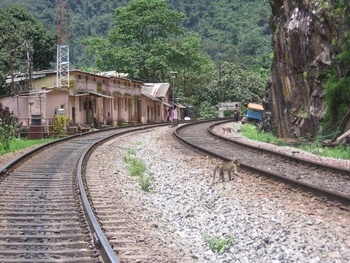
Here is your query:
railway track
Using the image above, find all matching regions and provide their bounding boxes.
[174,120,350,209]
[0,123,167,263]
[1,119,349,262]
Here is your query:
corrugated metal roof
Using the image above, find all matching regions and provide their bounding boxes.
[142,83,170,98]
[141,90,172,108]
[141,90,159,101]
[6,74,46,83]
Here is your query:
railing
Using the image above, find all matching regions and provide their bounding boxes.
[18,117,55,139]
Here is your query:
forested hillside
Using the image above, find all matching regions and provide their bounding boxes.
[0,0,271,122]
[0,0,271,70]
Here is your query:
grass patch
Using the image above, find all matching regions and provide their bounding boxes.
[298,144,350,159]
[123,149,154,191]
[127,148,137,156]
[139,174,154,192]
[0,138,55,156]
[204,233,234,254]
[126,157,146,177]
[240,124,282,144]
[240,124,350,159]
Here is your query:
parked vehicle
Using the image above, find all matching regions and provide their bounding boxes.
[241,103,264,125]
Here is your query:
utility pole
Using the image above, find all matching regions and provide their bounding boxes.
[170,71,177,109]
[25,29,33,92]
[7,17,15,94]
[56,0,70,88]
[170,71,177,127]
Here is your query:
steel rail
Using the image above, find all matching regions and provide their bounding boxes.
[77,124,170,262]
[208,121,350,176]
[173,120,350,209]
[0,123,169,262]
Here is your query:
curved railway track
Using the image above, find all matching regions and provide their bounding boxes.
[1,119,349,262]
[0,123,167,263]
[174,120,350,209]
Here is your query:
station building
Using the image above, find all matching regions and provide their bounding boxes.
[0,70,174,137]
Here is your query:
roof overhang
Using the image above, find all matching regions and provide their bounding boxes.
[73,90,114,99]
[141,91,159,101]
[6,74,46,84]
[162,101,172,107]
[16,90,52,97]
[174,103,186,109]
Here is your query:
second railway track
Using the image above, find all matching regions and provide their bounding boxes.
[174,120,350,209]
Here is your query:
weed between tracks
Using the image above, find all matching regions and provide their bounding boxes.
[123,148,154,192]
[204,232,234,254]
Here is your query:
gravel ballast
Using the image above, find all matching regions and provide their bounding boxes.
[88,125,350,263]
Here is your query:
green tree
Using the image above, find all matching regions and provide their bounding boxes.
[192,62,266,117]
[0,5,56,94]
[85,0,215,110]
[86,0,186,82]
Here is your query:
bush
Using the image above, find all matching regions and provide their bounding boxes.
[53,114,70,137]
[0,103,21,151]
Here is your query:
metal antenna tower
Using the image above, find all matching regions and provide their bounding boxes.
[56,0,70,88]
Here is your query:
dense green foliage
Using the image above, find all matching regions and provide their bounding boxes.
[84,0,266,116]
[85,0,187,81]
[0,0,271,71]
[323,1,350,134]
[0,0,270,118]
[0,5,56,94]
[168,0,271,70]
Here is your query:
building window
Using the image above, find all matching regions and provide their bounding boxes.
[97,82,102,93]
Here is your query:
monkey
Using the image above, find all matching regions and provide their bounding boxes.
[210,159,241,187]
[222,127,234,133]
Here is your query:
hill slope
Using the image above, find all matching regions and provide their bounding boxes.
[0,0,272,69]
